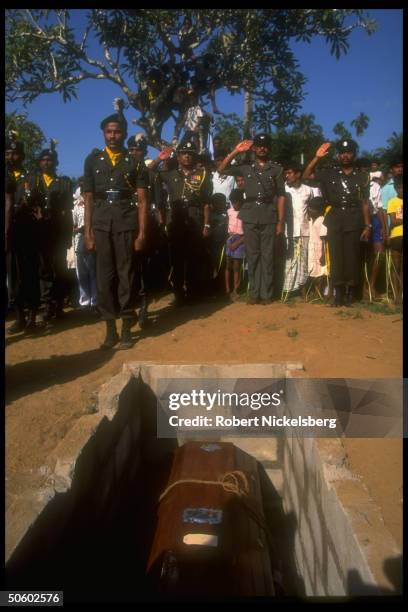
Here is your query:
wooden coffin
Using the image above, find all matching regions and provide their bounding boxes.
[146,441,275,598]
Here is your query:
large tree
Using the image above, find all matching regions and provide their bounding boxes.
[6,9,376,148]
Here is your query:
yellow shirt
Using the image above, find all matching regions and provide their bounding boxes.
[105,146,123,167]
[42,173,54,188]
[387,197,403,238]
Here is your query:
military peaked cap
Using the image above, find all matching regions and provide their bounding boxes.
[177,140,197,153]
[5,137,25,154]
[335,139,358,154]
[38,148,58,163]
[127,135,147,150]
[100,113,128,132]
[253,133,272,147]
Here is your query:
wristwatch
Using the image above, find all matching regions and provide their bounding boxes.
[364,223,372,229]
[204,224,211,229]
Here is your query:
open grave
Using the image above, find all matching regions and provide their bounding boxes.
[5,363,402,603]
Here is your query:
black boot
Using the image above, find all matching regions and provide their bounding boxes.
[344,286,355,308]
[138,299,150,329]
[55,301,66,319]
[118,318,133,350]
[8,308,26,333]
[100,320,119,349]
[41,304,55,322]
[24,310,38,334]
[332,286,345,307]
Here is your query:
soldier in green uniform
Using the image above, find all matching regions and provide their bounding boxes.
[28,145,73,321]
[5,136,41,332]
[217,134,286,304]
[83,112,148,349]
[303,139,371,306]
[158,140,213,305]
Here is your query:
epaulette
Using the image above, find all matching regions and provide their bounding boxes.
[91,148,102,157]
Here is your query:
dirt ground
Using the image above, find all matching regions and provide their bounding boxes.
[5,295,403,549]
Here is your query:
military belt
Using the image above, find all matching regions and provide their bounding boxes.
[331,203,359,210]
[95,190,133,203]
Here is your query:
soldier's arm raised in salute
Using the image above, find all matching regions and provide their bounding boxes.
[217,140,253,175]
[148,146,175,172]
[302,142,331,179]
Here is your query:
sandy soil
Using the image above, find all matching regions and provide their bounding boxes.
[5,295,402,548]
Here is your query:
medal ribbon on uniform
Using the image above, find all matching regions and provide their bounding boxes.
[181,167,207,201]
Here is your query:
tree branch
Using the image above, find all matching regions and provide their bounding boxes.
[25,9,46,35]
[80,24,91,52]
[102,43,133,98]
[50,51,58,80]
[156,21,177,62]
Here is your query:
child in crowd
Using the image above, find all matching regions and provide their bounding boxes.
[306,197,329,301]
[387,175,403,304]
[225,188,245,300]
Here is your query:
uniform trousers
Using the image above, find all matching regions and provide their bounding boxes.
[39,242,69,310]
[167,219,206,299]
[7,221,40,311]
[93,228,138,320]
[326,209,362,288]
[243,222,276,301]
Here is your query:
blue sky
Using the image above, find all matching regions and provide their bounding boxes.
[6,9,402,179]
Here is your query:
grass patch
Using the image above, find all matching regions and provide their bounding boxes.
[287,328,299,338]
[333,302,402,317]
[360,302,403,316]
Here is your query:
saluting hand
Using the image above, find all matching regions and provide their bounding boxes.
[158,146,174,161]
[234,140,253,154]
[316,143,331,158]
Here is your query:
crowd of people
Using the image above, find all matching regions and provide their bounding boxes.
[5,108,403,349]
